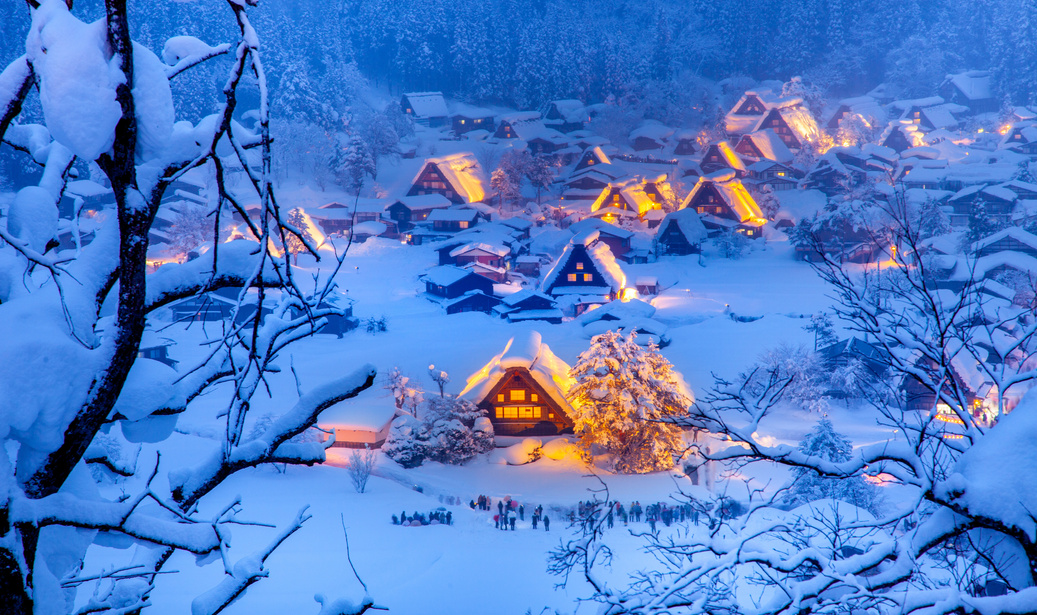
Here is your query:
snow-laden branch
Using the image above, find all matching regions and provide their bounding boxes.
[0,55,33,143]
[190,506,310,615]
[170,365,376,506]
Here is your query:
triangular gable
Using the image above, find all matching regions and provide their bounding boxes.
[574,146,612,172]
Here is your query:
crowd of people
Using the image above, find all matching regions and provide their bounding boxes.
[393,493,712,533]
[392,509,452,527]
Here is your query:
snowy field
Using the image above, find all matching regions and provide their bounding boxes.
[97,234,902,615]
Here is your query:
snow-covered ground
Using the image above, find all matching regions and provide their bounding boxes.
[100,233,902,615]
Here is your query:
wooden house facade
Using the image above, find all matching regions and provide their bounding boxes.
[655,209,707,256]
[541,230,626,305]
[460,332,576,436]
[401,92,449,127]
[680,171,766,237]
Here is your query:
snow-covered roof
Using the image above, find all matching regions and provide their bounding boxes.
[540,232,626,295]
[393,193,452,211]
[500,288,556,308]
[65,180,112,198]
[681,171,765,223]
[740,129,793,163]
[577,298,656,324]
[889,96,945,112]
[629,121,675,142]
[414,154,488,203]
[568,218,634,239]
[545,99,587,124]
[449,241,509,258]
[657,208,708,244]
[351,221,387,236]
[943,70,993,102]
[972,226,1037,254]
[920,104,963,130]
[449,101,495,119]
[756,105,825,147]
[403,92,449,119]
[423,264,475,287]
[427,208,479,222]
[459,331,575,416]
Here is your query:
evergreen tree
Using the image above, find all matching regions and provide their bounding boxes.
[567,331,691,474]
[917,197,952,240]
[781,418,879,514]
[804,312,837,351]
[284,208,316,264]
[963,199,1002,248]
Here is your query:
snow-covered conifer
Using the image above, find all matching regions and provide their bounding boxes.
[781,418,879,514]
[567,331,691,474]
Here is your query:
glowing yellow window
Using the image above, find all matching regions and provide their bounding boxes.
[497,393,504,402]
[583,273,593,282]
[549,412,555,418]
[510,389,526,402]
[531,393,539,402]
[534,407,542,418]
[504,407,518,418]
[576,262,584,270]
[495,407,503,418]
[567,273,578,282]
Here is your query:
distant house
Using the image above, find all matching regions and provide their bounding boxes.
[541,230,626,310]
[577,298,670,347]
[386,194,452,229]
[138,342,178,370]
[880,122,923,153]
[568,218,633,259]
[309,199,387,234]
[493,289,563,324]
[947,184,1016,227]
[450,103,495,135]
[407,154,487,204]
[573,146,612,173]
[588,179,666,223]
[699,141,747,176]
[725,90,782,135]
[824,96,887,134]
[319,397,396,449]
[680,170,766,237]
[655,209,708,256]
[733,129,793,164]
[817,337,889,398]
[939,71,997,115]
[746,160,800,191]
[422,265,494,299]
[753,103,824,150]
[449,241,509,269]
[443,290,502,315]
[428,207,479,232]
[973,227,1037,259]
[401,92,449,127]
[674,130,698,156]
[801,150,868,196]
[459,331,576,436]
[493,111,542,139]
[542,99,587,133]
[629,121,674,151]
[1000,122,1037,156]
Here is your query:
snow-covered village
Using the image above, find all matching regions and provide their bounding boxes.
[6,1,1037,614]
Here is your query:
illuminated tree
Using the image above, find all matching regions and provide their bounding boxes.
[285,207,316,264]
[567,331,691,474]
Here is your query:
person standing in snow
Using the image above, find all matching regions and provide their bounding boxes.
[494,514,500,529]
[510,517,516,530]
[519,504,524,521]
[497,500,504,516]
[532,514,538,530]
[607,509,614,529]
[543,515,550,531]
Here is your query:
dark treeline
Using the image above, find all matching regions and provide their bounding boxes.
[3,0,1037,121]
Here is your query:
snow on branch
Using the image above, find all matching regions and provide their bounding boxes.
[162,36,233,79]
[170,365,376,506]
[190,506,310,615]
[0,55,33,142]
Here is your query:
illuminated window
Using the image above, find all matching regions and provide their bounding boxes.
[504,407,518,418]
[531,393,539,402]
[576,262,584,270]
[583,273,593,282]
[549,412,554,418]
[495,407,503,418]
[459,221,469,229]
[567,273,578,282]
[510,389,526,402]
[777,172,785,177]
[613,194,620,202]
[587,160,595,165]
[460,119,466,124]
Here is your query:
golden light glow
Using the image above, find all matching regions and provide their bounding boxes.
[621,287,638,301]
[999,124,1012,135]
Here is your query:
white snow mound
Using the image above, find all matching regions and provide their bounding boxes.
[488,438,543,465]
